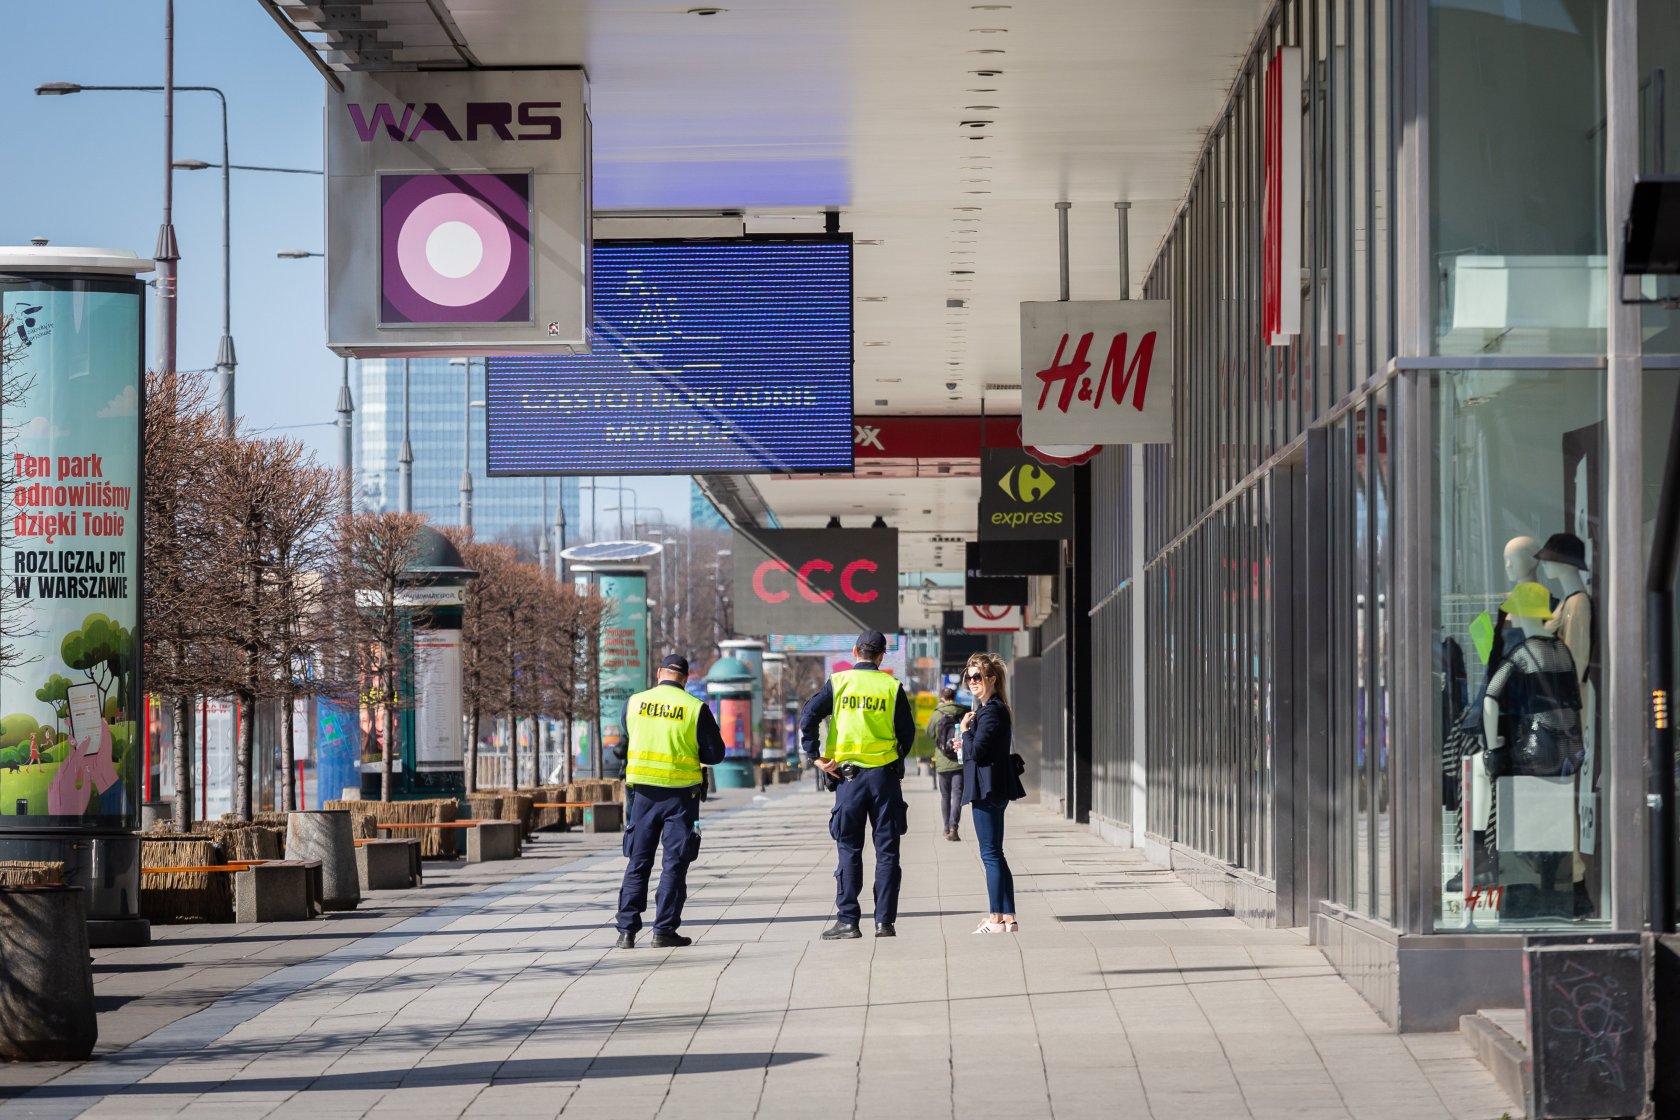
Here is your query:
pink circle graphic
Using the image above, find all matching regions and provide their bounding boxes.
[395,192,513,308]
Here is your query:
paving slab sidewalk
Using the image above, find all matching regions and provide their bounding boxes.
[0,781,1516,1120]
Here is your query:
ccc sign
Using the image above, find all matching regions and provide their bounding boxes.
[733,527,899,634]
[751,559,881,604]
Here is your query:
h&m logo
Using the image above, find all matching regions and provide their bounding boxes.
[347,101,564,142]
[1033,331,1158,417]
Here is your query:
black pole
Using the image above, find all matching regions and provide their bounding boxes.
[1647,385,1680,935]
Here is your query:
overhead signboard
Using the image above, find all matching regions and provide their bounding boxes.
[852,416,1021,458]
[964,543,1030,606]
[1019,299,1174,447]
[940,610,988,668]
[968,539,1059,577]
[326,69,591,357]
[1263,46,1303,347]
[963,604,1026,632]
[733,528,898,635]
[979,448,1073,540]
[486,237,853,475]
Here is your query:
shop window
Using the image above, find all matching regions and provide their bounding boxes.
[1430,0,1608,356]
[1431,369,1608,931]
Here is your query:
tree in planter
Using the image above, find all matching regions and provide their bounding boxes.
[447,532,517,795]
[140,371,235,831]
[335,512,430,802]
[260,459,346,815]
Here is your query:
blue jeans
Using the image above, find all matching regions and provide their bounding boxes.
[970,797,1015,914]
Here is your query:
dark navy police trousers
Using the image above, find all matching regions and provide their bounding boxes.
[830,763,905,925]
[616,784,701,936]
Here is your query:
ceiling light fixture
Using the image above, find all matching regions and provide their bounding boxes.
[686,5,726,13]
[951,269,974,275]
[953,205,982,211]
[859,295,887,302]
[873,399,888,406]
[856,238,885,245]
[960,120,993,128]
[965,105,999,111]
[969,27,1009,33]
[968,49,1006,54]
[971,3,1013,8]
[969,69,1004,76]
[871,515,888,529]
[826,516,842,529]
[864,341,890,346]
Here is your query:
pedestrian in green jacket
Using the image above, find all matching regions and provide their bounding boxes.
[927,689,968,841]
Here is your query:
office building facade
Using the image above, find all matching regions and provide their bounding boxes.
[357,358,580,554]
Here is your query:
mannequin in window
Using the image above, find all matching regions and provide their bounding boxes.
[1537,531,1596,918]
[1459,535,1545,890]
[1482,581,1585,917]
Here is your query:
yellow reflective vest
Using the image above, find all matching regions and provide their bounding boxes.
[624,686,704,788]
[823,669,902,769]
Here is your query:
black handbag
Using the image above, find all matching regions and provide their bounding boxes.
[1512,715,1585,777]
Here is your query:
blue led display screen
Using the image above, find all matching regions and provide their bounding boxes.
[485,237,853,475]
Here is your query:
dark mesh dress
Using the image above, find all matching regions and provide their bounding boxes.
[1484,634,1583,777]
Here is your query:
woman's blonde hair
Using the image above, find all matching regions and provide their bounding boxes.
[964,652,1009,710]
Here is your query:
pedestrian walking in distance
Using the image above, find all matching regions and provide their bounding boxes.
[615,654,726,949]
[800,629,917,939]
[927,688,968,840]
[962,653,1026,934]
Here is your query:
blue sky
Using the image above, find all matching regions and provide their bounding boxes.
[2,1,689,523]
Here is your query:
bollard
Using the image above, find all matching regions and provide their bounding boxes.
[0,886,98,1061]
[285,810,361,911]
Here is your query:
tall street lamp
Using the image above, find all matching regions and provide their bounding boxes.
[277,250,353,521]
[448,357,478,530]
[37,78,239,429]
[399,359,413,513]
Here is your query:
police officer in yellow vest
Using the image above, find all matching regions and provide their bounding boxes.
[799,630,917,939]
[615,655,726,949]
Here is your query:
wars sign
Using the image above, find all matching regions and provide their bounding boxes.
[1019,300,1174,447]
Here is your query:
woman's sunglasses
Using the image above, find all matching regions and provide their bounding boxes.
[964,672,984,682]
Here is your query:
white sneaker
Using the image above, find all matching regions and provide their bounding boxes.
[972,920,1006,934]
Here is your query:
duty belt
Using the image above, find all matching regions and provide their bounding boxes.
[839,763,865,780]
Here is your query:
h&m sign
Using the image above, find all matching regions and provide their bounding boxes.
[1019,299,1174,447]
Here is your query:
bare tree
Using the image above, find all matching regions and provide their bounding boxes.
[335,512,429,802]
[448,532,516,794]
[141,371,235,831]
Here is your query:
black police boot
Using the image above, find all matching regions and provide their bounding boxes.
[821,921,862,940]
[650,931,692,948]
[615,931,636,949]
[875,923,896,937]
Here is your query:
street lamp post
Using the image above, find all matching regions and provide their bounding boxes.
[399,359,413,513]
[554,505,567,581]
[275,250,352,519]
[448,357,475,530]
[38,78,239,429]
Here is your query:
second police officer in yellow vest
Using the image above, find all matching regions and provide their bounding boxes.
[615,654,726,949]
[799,630,917,939]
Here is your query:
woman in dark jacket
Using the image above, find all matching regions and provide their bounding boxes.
[961,652,1022,933]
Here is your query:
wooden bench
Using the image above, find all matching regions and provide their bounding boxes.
[374,819,495,833]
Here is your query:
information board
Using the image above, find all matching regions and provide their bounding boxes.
[486,237,853,475]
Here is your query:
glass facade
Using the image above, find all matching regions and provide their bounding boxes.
[1048,0,1668,998]
[357,358,579,553]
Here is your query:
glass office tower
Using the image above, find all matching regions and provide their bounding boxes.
[1024,0,1680,1030]
[356,358,580,554]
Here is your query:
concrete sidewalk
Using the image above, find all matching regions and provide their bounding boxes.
[0,782,1515,1120]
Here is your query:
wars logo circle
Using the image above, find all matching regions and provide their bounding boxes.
[379,172,532,325]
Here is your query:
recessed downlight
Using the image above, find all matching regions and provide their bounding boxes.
[859,295,888,302]
[969,27,1009,33]
[864,341,890,347]
[969,68,1003,75]
[951,269,974,275]
[960,120,993,128]
[971,3,1012,8]
[967,135,991,141]
[686,6,726,13]
[953,205,982,211]
[968,48,1006,54]
[965,105,999,111]
[856,238,885,245]
[965,190,992,194]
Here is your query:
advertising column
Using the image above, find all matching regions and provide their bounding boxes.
[572,565,648,779]
[0,244,151,946]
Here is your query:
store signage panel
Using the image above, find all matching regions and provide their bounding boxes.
[940,610,988,668]
[1020,299,1174,447]
[733,528,898,635]
[852,415,1021,458]
[979,448,1073,541]
[1262,46,1303,347]
[963,604,1025,632]
[326,69,591,357]
[486,238,854,475]
[964,543,1030,606]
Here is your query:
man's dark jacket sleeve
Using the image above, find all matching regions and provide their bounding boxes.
[695,705,727,765]
[892,686,915,758]
[799,679,835,760]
